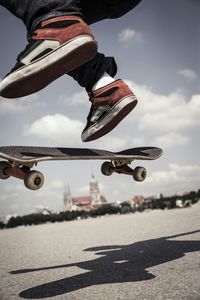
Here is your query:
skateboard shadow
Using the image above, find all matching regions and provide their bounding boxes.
[11,230,200,299]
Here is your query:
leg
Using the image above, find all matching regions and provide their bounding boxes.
[0,0,141,141]
[67,0,142,141]
[68,53,117,92]
[0,0,83,36]
[68,0,142,90]
[0,0,141,96]
[1,0,142,35]
[81,0,143,25]
[0,0,97,98]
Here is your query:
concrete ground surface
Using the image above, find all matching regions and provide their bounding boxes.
[0,202,200,300]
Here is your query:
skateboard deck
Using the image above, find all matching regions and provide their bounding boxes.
[0,146,163,190]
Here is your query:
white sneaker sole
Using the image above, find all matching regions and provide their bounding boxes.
[81,95,138,142]
[0,35,97,98]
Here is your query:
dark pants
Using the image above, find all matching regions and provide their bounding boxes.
[0,0,142,91]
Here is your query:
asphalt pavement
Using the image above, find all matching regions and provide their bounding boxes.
[0,202,200,300]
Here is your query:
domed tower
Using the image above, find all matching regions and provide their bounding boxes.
[90,174,101,206]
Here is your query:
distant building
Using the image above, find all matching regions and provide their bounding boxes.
[131,195,144,207]
[131,195,158,208]
[63,185,73,211]
[63,174,107,211]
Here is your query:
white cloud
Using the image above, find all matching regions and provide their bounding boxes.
[132,136,146,147]
[118,28,142,44]
[177,68,197,81]
[0,177,64,215]
[0,94,41,115]
[146,164,200,193]
[24,114,84,145]
[119,28,136,42]
[0,182,35,216]
[88,135,128,151]
[153,132,189,149]
[21,81,200,152]
[59,90,88,106]
[0,182,24,201]
[125,80,200,133]
[24,113,128,150]
[36,179,64,199]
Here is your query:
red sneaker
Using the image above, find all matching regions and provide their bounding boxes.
[0,16,97,98]
[81,80,138,142]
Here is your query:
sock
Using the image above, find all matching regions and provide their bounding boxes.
[92,72,115,91]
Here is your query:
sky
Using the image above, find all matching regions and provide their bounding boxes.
[0,0,199,217]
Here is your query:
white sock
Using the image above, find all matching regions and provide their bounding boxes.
[92,72,115,91]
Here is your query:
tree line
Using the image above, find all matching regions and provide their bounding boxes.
[0,189,199,229]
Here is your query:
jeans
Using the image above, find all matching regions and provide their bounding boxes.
[0,0,142,91]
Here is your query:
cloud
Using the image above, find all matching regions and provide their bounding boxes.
[177,68,197,81]
[0,182,24,201]
[118,28,136,43]
[131,136,146,147]
[0,178,64,216]
[88,135,128,151]
[118,28,143,44]
[0,94,41,115]
[0,181,35,216]
[153,132,189,149]
[23,113,128,150]
[36,179,64,199]
[24,114,84,145]
[59,90,89,106]
[146,164,200,194]
[125,80,200,133]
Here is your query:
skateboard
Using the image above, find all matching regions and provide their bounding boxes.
[0,146,162,190]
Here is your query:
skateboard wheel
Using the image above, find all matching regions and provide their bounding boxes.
[24,170,44,190]
[133,166,147,182]
[0,161,11,179]
[101,161,114,176]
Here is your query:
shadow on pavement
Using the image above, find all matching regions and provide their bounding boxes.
[11,230,200,299]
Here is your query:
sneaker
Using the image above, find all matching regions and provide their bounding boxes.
[0,16,97,98]
[81,80,138,142]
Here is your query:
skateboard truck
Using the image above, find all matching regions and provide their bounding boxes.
[0,159,147,191]
[0,161,44,190]
[101,159,147,182]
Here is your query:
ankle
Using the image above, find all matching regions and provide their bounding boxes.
[92,72,116,91]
